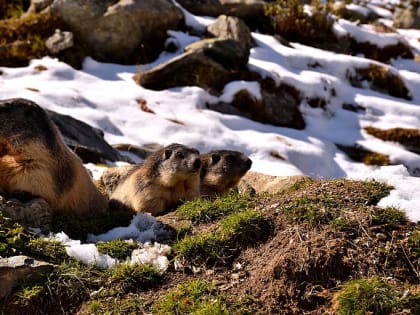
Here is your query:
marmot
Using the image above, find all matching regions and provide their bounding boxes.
[109,143,201,216]
[0,98,107,214]
[200,149,252,197]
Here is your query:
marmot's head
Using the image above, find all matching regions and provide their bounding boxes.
[151,143,201,184]
[200,150,252,189]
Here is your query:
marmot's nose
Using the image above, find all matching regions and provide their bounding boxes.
[246,158,252,170]
[193,158,201,170]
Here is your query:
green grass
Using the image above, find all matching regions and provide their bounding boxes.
[0,213,28,256]
[83,295,144,315]
[371,207,407,230]
[174,208,269,266]
[221,209,270,245]
[408,228,420,257]
[96,240,138,261]
[173,232,230,266]
[25,238,68,264]
[108,263,162,293]
[176,192,252,223]
[152,280,262,315]
[333,277,399,315]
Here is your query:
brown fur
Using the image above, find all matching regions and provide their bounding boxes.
[0,98,107,214]
[200,149,252,197]
[110,143,201,216]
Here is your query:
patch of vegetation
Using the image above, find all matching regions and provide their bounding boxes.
[83,294,144,315]
[0,0,28,19]
[332,277,400,315]
[264,0,337,48]
[152,279,261,315]
[279,179,392,226]
[25,238,68,264]
[96,240,138,261]
[0,214,28,256]
[174,206,269,266]
[176,192,251,224]
[336,143,391,166]
[364,126,420,154]
[173,232,230,266]
[109,263,162,293]
[371,207,407,230]
[15,285,44,306]
[408,228,420,257]
[0,11,88,68]
[347,64,412,100]
[221,209,271,245]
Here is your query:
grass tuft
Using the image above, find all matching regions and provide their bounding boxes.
[25,238,68,264]
[333,277,399,315]
[96,239,138,261]
[371,207,407,230]
[176,192,252,223]
[173,232,230,266]
[152,279,262,314]
[221,209,270,245]
[109,263,162,293]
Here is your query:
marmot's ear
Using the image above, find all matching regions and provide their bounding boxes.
[164,149,172,160]
[211,153,221,164]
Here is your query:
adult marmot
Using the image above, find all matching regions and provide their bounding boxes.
[110,143,201,216]
[200,149,252,197]
[0,98,107,214]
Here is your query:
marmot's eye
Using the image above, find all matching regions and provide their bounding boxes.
[176,152,184,159]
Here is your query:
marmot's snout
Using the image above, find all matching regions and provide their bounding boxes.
[193,157,201,170]
[245,158,252,170]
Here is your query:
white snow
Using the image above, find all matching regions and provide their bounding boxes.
[1,1,420,269]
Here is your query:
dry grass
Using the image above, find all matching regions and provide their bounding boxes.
[365,126,420,154]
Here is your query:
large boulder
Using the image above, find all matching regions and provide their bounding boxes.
[238,172,311,194]
[207,14,254,50]
[50,0,183,64]
[134,38,249,92]
[46,109,123,163]
[0,256,54,300]
[207,81,305,129]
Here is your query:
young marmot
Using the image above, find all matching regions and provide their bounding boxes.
[200,149,252,197]
[109,143,201,216]
[0,98,107,214]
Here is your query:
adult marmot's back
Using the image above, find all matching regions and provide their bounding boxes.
[110,143,201,216]
[0,98,107,214]
[200,149,252,197]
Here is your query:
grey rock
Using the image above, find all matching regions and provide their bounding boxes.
[134,38,249,92]
[0,256,54,300]
[45,29,74,54]
[207,14,254,50]
[238,172,311,195]
[46,109,123,163]
[0,196,53,231]
[112,143,162,160]
[207,83,305,129]
[50,0,183,64]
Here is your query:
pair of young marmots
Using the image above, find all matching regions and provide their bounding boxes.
[0,98,252,217]
[109,143,252,215]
